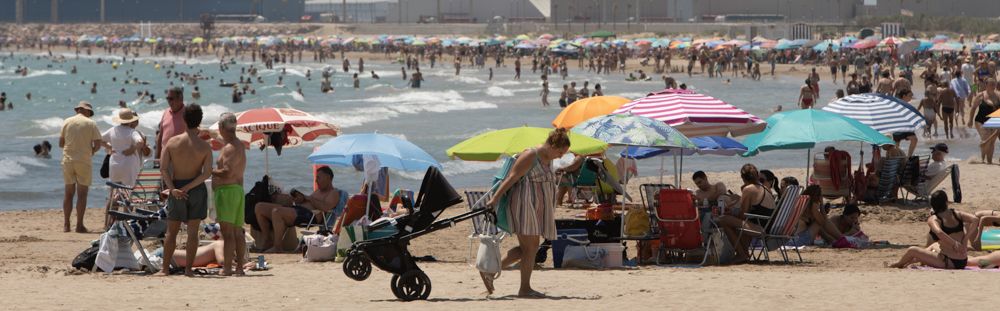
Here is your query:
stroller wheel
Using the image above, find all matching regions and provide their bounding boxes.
[343,254,372,281]
[390,270,432,301]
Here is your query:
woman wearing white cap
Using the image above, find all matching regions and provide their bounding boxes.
[102,108,149,187]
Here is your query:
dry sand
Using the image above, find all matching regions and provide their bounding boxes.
[2,161,1000,310]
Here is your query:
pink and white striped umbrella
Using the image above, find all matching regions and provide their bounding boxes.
[208,107,339,150]
[613,90,766,138]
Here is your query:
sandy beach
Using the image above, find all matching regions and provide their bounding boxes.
[3,160,999,310]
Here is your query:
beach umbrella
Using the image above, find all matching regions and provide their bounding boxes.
[741,109,893,178]
[514,42,536,49]
[985,117,1000,129]
[538,33,555,40]
[614,90,766,138]
[822,93,927,134]
[208,107,339,173]
[571,114,696,149]
[446,126,608,161]
[515,34,531,41]
[852,38,878,49]
[812,40,840,52]
[191,37,204,44]
[308,133,440,172]
[620,136,748,158]
[552,96,631,129]
[932,34,950,43]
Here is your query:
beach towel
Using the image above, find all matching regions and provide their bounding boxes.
[828,150,851,190]
[911,265,1000,272]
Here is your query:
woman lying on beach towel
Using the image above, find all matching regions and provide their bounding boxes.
[152,241,257,274]
[888,191,977,269]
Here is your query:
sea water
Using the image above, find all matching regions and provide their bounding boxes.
[0,52,976,210]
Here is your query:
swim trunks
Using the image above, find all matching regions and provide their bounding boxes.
[166,179,209,222]
[214,184,245,227]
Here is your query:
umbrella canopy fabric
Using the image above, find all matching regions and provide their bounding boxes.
[742,109,894,156]
[985,117,1000,129]
[208,107,339,149]
[620,136,748,159]
[589,30,615,38]
[308,133,440,171]
[613,92,766,137]
[822,93,927,134]
[552,96,631,129]
[571,114,697,149]
[446,126,608,161]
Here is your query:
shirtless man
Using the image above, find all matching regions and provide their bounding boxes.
[799,79,817,109]
[876,71,894,95]
[892,74,912,97]
[938,84,959,139]
[692,171,729,203]
[157,104,213,277]
[809,68,821,98]
[254,166,342,253]
[212,112,247,276]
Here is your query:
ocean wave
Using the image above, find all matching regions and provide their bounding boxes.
[485,86,514,97]
[616,92,648,99]
[0,69,67,79]
[95,104,231,131]
[396,160,502,180]
[317,90,496,128]
[270,91,306,102]
[0,155,48,180]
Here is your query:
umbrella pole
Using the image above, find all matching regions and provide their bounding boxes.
[659,156,665,184]
[806,149,812,182]
[679,151,684,189]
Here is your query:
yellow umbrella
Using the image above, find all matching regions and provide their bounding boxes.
[552,96,631,129]
[192,37,204,44]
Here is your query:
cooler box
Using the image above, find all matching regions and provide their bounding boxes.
[551,229,589,268]
[592,242,625,268]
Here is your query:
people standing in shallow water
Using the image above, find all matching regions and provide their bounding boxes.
[410,70,423,88]
[540,75,549,107]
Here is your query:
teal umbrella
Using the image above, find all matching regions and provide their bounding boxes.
[742,109,893,178]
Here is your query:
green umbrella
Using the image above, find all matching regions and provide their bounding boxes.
[446,126,608,161]
[741,109,893,178]
[589,30,615,38]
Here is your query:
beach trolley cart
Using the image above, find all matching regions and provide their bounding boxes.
[342,167,491,301]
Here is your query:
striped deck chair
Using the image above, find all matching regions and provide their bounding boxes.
[743,185,805,263]
[464,190,501,263]
[901,157,953,203]
[813,153,852,203]
[869,157,904,204]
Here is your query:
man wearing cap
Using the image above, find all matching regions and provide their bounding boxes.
[59,101,103,233]
[101,108,148,187]
[927,143,950,178]
[155,87,185,160]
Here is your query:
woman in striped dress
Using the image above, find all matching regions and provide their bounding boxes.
[485,128,570,298]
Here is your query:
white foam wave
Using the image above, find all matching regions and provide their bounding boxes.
[0,69,67,79]
[32,117,65,132]
[447,75,486,84]
[319,90,496,128]
[397,160,502,180]
[98,104,231,131]
[485,86,514,97]
[616,92,648,99]
[270,92,306,102]
[0,155,48,180]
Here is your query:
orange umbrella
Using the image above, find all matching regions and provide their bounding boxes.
[551,96,631,129]
[989,110,1000,118]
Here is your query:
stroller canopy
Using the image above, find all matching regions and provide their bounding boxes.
[406,167,463,232]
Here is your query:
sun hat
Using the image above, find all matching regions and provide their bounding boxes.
[75,101,93,112]
[112,108,139,124]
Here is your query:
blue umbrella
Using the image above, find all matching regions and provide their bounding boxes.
[620,136,748,159]
[308,133,441,172]
[985,117,1000,129]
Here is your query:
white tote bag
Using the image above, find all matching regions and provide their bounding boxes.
[475,233,504,276]
[303,234,338,262]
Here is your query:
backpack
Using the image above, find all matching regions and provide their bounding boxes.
[71,245,100,271]
[245,175,273,231]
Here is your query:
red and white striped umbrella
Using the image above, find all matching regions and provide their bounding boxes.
[209,107,339,149]
[614,90,766,138]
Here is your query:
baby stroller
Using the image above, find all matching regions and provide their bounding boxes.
[342,166,487,301]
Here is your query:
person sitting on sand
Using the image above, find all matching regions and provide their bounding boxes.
[889,191,977,269]
[792,185,857,248]
[254,167,342,253]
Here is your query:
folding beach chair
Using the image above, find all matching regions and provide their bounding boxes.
[744,185,808,264]
[104,160,164,229]
[900,156,953,202]
[298,189,351,232]
[813,153,852,203]
[103,181,170,273]
[867,157,904,204]
[654,189,716,266]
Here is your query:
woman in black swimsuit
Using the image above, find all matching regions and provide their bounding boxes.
[889,191,977,269]
[967,78,999,164]
[716,164,776,264]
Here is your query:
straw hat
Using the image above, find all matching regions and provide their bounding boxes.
[74,101,93,112]
[112,108,139,124]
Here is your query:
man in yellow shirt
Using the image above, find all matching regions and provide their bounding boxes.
[60,101,103,233]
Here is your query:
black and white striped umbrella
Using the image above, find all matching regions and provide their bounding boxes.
[822,93,926,134]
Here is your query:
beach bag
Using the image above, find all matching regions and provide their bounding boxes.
[624,206,650,237]
[302,234,337,262]
[245,175,273,231]
[72,245,100,271]
[561,245,607,269]
[100,154,111,179]
[475,233,503,277]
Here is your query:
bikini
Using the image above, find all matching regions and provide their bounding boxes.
[745,186,775,230]
[928,210,968,269]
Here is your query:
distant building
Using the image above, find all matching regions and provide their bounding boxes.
[0,0,305,23]
[306,0,391,23]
